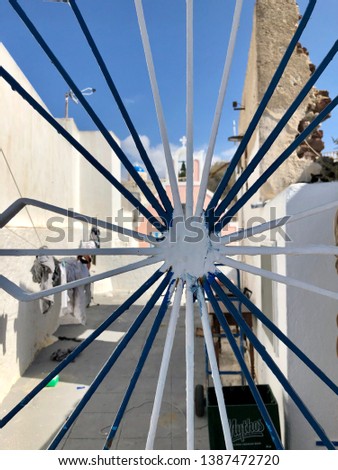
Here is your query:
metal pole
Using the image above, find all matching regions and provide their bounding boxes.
[196,285,234,450]
[47,271,173,449]
[210,272,335,450]
[195,0,243,217]
[0,269,165,429]
[185,0,194,219]
[204,278,283,449]
[103,279,176,449]
[185,276,195,449]
[65,91,69,118]
[146,279,184,449]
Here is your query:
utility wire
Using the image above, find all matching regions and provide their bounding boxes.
[0,148,42,247]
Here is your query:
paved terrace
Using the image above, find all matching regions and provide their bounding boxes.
[0,294,243,450]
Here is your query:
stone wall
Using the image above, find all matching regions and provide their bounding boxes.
[237,1,337,448]
[238,0,328,201]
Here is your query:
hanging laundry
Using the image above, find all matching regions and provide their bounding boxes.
[59,262,68,310]
[79,240,96,307]
[30,248,58,314]
[58,257,90,325]
[89,226,100,265]
[31,246,91,324]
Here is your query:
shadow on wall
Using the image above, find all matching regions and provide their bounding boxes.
[15,284,60,375]
[0,313,8,355]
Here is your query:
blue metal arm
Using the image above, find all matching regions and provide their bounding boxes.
[103,279,176,449]
[203,278,283,450]
[205,0,317,220]
[0,66,166,232]
[0,269,166,429]
[9,0,170,225]
[68,0,173,219]
[216,94,338,232]
[213,40,338,228]
[47,270,173,449]
[209,272,336,450]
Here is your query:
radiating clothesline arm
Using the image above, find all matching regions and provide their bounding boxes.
[146,279,183,449]
[213,40,338,225]
[0,269,165,429]
[185,0,194,219]
[0,248,161,257]
[104,278,177,450]
[134,0,183,217]
[0,197,159,244]
[216,94,338,231]
[0,255,164,302]
[216,244,338,256]
[185,276,195,450]
[209,272,335,450]
[8,0,169,224]
[68,0,173,218]
[216,200,338,245]
[216,271,338,395]
[203,278,283,450]
[196,284,234,450]
[195,0,243,218]
[0,68,166,232]
[216,255,338,301]
[205,0,317,217]
[48,271,173,449]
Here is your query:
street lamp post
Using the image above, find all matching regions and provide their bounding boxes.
[64,87,96,118]
[43,1,70,4]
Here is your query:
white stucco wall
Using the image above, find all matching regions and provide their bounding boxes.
[0,43,136,402]
[239,187,288,443]
[0,229,61,404]
[240,182,338,449]
[0,45,78,228]
[0,43,73,402]
[284,182,338,450]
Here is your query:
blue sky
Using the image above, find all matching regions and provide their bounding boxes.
[0,0,337,176]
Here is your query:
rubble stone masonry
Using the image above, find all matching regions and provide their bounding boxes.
[238,0,331,200]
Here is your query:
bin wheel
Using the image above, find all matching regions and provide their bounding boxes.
[195,384,206,417]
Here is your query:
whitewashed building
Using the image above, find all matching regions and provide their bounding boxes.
[0,43,129,402]
[234,0,338,449]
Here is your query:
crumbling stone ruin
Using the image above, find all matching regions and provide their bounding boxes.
[296,87,337,182]
[237,0,336,201]
[296,89,331,159]
[294,42,335,182]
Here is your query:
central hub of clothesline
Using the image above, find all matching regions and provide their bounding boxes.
[159,218,218,278]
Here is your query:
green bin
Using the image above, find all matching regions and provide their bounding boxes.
[208,385,281,450]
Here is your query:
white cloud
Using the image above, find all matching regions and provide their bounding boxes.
[121,134,179,179]
[124,98,136,105]
[190,143,237,165]
[213,146,237,162]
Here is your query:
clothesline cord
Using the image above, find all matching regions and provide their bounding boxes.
[1,148,42,247]
[4,227,39,249]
